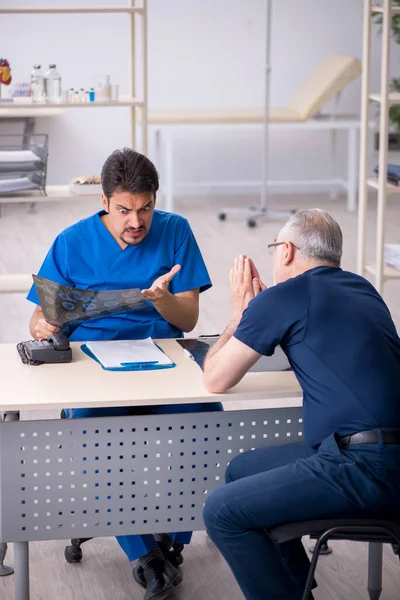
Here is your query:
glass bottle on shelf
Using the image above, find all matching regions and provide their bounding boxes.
[31,65,45,103]
[44,64,62,103]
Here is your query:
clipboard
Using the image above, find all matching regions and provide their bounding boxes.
[81,342,176,372]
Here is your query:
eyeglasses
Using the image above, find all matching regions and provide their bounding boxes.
[267,241,300,256]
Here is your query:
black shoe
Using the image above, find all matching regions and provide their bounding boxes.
[172,542,184,565]
[154,534,184,567]
[132,556,183,600]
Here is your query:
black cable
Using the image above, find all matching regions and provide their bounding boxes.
[16,342,43,366]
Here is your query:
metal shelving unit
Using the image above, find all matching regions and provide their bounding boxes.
[357,0,399,292]
[0,134,48,196]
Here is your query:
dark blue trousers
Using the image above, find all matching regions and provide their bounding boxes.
[203,432,400,600]
[65,401,223,561]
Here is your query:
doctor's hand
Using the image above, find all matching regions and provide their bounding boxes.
[230,255,267,323]
[34,307,61,340]
[141,264,181,303]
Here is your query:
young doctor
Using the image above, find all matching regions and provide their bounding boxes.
[27,148,222,600]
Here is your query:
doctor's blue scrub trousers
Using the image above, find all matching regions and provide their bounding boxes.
[67,401,223,561]
[203,433,400,600]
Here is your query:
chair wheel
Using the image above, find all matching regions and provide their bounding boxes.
[218,213,226,221]
[247,219,257,228]
[64,544,83,563]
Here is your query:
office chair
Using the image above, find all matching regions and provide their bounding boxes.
[269,517,400,600]
[64,536,184,566]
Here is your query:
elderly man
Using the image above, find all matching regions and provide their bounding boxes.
[202,209,400,600]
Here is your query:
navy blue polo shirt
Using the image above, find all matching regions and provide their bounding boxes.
[234,267,400,447]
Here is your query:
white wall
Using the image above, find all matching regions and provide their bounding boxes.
[0,0,396,190]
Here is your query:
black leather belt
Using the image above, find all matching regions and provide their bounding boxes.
[340,430,400,446]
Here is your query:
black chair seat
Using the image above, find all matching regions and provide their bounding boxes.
[269,517,400,600]
[270,517,400,545]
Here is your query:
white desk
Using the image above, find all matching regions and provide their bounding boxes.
[0,340,301,412]
[0,340,302,600]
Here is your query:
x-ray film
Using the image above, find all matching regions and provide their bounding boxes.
[32,275,148,327]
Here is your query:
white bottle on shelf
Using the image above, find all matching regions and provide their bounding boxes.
[44,64,62,103]
[31,65,45,103]
[97,75,111,101]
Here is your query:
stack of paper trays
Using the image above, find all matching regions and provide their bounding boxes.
[384,244,400,271]
[84,337,174,371]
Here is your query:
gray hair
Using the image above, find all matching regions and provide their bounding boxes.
[279,209,343,266]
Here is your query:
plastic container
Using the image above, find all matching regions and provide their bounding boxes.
[97,75,111,101]
[111,84,119,102]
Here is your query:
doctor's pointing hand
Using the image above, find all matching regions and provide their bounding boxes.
[141,264,182,303]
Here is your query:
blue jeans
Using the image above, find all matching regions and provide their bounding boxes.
[64,401,223,561]
[203,433,400,600]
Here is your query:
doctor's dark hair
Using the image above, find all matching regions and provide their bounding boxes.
[101,148,159,203]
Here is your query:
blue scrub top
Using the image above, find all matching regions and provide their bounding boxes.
[27,210,211,341]
[234,266,400,448]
